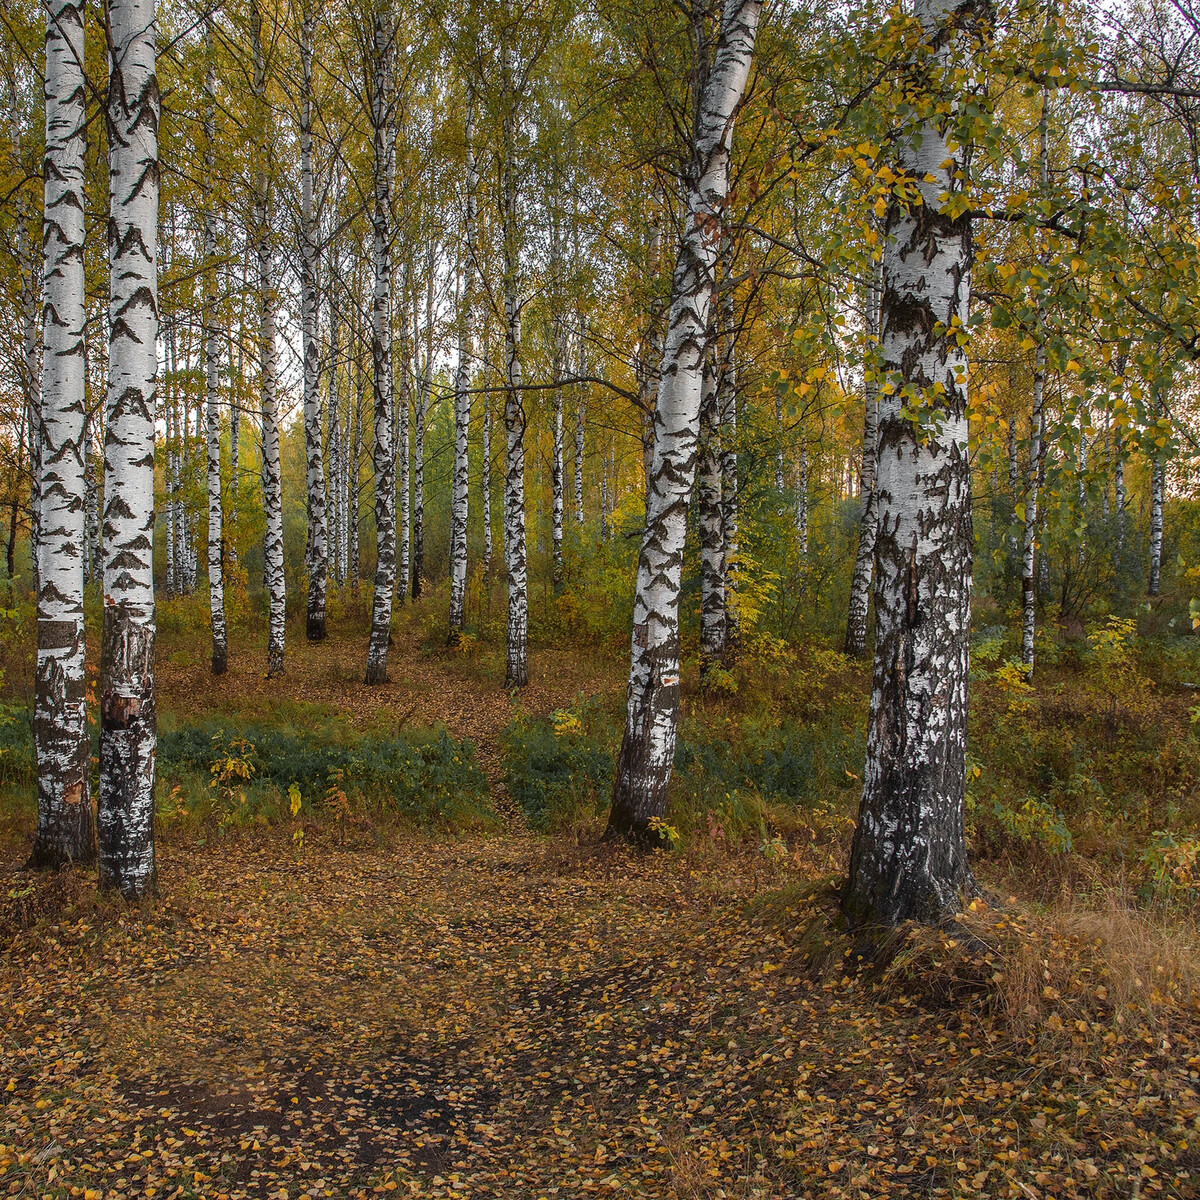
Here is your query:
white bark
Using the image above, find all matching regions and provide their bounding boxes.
[1149,392,1165,596]
[251,0,285,676]
[501,55,528,688]
[698,348,725,673]
[300,0,328,641]
[608,0,761,838]
[412,247,434,599]
[844,255,882,657]
[482,367,493,571]
[34,0,93,867]
[397,286,411,600]
[366,12,397,683]
[203,15,226,675]
[327,252,343,585]
[552,322,565,590]
[796,446,808,555]
[574,322,585,526]
[1021,80,1050,678]
[717,247,738,656]
[99,0,158,897]
[842,0,975,927]
[449,111,478,642]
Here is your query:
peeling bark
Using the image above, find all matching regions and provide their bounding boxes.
[841,0,976,929]
[607,0,761,841]
[99,0,159,898]
[449,112,478,643]
[32,0,94,869]
[844,256,882,658]
[365,12,397,685]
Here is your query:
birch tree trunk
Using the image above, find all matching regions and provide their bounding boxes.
[300,0,328,641]
[32,0,94,868]
[1149,393,1165,597]
[397,291,411,600]
[717,252,739,658]
[365,11,397,684]
[1021,358,1046,674]
[1021,82,1050,678]
[698,349,725,675]
[412,252,434,600]
[796,447,809,554]
[500,57,528,689]
[844,256,882,657]
[327,256,343,586]
[574,324,585,526]
[99,0,159,898]
[841,0,975,929]
[350,352,363,586]
[449,112,478,643]
[482,386,493,571]
[251,0,285,677]
[607,0,760,840]
[203,17,227,675]
[552,323,566,592]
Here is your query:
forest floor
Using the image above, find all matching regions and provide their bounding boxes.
[2,615,1200,1199]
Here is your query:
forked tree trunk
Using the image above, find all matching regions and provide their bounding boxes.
[99,0,159,898]
[365,12,397,684]
[841,0,975,930]
[698,348,725,675]
[300,0,328,641]
[449,112,478,643]
[607,0,760,841]
[844,256,882,657]
[32,0,94,868]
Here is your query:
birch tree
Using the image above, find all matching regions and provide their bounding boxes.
[607,0,761,841]
[449,108,478,643]
[841,0,977,928]
[698,348,725,675]
[99,0,159,898]
[300,0,329,641]
[365,8,398,684]
[251,0,286,677]
[500,37,528,689]
[843,257,882,658]
[31,0,93,868]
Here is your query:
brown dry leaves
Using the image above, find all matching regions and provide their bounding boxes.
[0,835,1198,1200]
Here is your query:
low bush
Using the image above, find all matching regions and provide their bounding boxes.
[158,723,495,833]
[501,701,614,832]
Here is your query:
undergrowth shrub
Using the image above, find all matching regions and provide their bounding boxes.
[501,701,614,832]
[158,723,493,832]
